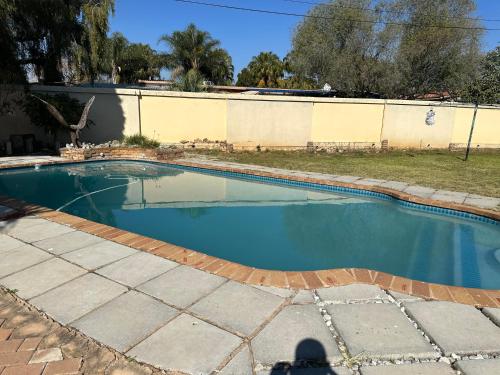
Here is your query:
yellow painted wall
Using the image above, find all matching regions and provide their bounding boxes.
[227,99,313,147]
[382,104,456,148]
[311,102,384,142]
[452,107,500,146]
[140,95,227,143]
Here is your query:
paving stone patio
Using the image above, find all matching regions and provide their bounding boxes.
[1,214,500,374]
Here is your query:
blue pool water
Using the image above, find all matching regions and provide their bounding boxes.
[0,160,499,289]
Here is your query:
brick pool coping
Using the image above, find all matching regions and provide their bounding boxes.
[0,157,499,309]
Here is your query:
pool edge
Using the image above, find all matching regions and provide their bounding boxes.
[0,157,499,308]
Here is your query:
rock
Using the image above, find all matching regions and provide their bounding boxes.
[111,140,121,147]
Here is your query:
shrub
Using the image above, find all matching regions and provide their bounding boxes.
[122,134,160,148]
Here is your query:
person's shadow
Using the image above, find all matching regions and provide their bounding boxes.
[269,338,339,374]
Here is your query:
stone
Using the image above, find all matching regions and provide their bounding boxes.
[72,291,178,352]
[388,291,422,302]
[404,301,500,356]
[6,220,74,243]
[42,358,83,375]
[464,195,500,210]
[219,345,253,375]
[0,234,24,254]
[189,281,284,336]
[359,362,456,374]
[252,285,294,299]
[292,290,315,304]
[62,241,137,270]
[379,181,409,191]
[0,217,48,234]
[327,303,437,360]
[455,359,500,375]
[96,252,178,287]
[0,258,86,299]
[482,307,500,327]
[430,190,467,204]
[137,265,226,308]
[0,245,52,278]
[127,313,241,375]
[317,284,389,303]
[30,274,127,324]
[403,186,436,198]
[355,178,385,186]
[332,176,361,183]
[252,305,342,366]
[33,231,104,255]
[106,358,152,375]
[29,347,63,363]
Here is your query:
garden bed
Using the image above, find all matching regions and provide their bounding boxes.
[60,146,183,161]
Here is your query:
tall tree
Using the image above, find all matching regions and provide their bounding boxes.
[288,0,398,96]
[396,0,483,98]
[237,52,285,87]
[462,46,500,104]
[159,23,233,85]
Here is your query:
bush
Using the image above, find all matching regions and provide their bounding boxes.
[122,134,160,148]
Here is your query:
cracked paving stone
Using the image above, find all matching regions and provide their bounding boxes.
[359,362,456,375]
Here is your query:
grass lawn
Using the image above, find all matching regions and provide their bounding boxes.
[190,150,500,197]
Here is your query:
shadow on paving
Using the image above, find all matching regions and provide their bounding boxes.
[269,339,340,374]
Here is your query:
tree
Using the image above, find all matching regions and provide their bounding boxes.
[1,0,114,84]
[237,52,285,87]
[287,0,398,97]
[462,47,500,104]
[395,0,483,98]
[159,23,233,85]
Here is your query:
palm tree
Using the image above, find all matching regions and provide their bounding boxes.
[159,24,233,85]
[246,52,285,87]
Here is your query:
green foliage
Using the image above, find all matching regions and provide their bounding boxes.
[461,47,500,104]
[1,0,114,84]
[160,23,233,85]
[122,134,160,148]
[24,93,93,134]
[287,0,483,99]
[172,69,206,92]
[236,52,285,88]
[108,33,164,83]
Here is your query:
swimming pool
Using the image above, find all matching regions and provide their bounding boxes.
[0,160,499,289]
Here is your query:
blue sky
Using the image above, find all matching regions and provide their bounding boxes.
[109,0,500,79]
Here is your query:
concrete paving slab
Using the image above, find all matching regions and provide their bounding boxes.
[403,186,436,198]
[379,181,409,191]
[0,217,48,234]
[252,305,342,366]
[253,285,294,299]
[388,291,423,302]
[464,195,500,210]
[219,345,253,375]
[127,313,241,375]
[360,362,455,375]
[327,303,437,360]
[0,245,52,278]
[404,301,500,356]
[317,284,389,303]
[62,241,137,270]
[257,367,351,375]
[431,190,468,204]
[355,178,385,186]
[455,359,500,375]
[0,234,24,254]
[190,281,284,336]
[0,258,86,299]
[292,290,315,304]
[33,231,104,255]
[332,176,361,183]
[137,265,225,308]
[30,273,127,324]
[96,252,178,287]
[7,220,74,243]
[72,291,178,352]
[482,307,500,327]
